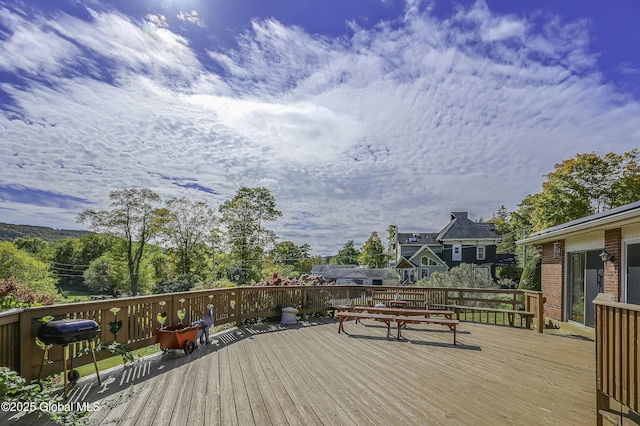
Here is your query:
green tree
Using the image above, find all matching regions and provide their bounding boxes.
[386,224,397,264]
[218,187,282,284]
[330,240,361,265]
[0,242,58,296]
[83,253,128,297]
[524,150,640,231]
[269,241,314,273]
[154,273,201,294]
[519,253,542,291]
[359,232,386,268]
[77,188,162,295]
[12,236,50,258]
[50,234,113,291]
[158,197,216,276]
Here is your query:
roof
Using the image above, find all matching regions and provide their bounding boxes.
[311,264,399,280]
[396,232,440,244]
[517,200,640,245]
[437,211,500,241]
[407,246,447,267]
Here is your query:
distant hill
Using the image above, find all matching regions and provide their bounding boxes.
[0,222,90,243]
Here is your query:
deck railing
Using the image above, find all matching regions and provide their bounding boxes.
[594,293,640,425]
[0,285,543,382]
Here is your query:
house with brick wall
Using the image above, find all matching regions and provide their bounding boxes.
[517,200,640,328]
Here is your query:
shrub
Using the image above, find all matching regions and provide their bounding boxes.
[417,263,498,289]
[0,367,90,424]
[153,273,201,294]
[0,277,56,310]
[253,272,334,286]
[519,255,541,291]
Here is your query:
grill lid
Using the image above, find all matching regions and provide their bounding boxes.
[37,319,100,345]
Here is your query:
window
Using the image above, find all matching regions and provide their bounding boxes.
[452,244,462,261]
[477,246,485,261]
[421,256,429,265]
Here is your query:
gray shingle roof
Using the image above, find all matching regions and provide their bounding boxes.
[437,211,500,240]
[396,232,440,244]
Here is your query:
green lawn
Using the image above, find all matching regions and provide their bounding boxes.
[74,344,162,378]
[55,287,99,304]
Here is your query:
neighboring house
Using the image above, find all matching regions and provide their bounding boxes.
[517,200,640,328]
[393,212,502,284]
[311,264,400,286]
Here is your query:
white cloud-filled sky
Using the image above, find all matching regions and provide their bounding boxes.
[1,0,639,255]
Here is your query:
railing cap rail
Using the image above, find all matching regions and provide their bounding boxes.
[593,297,640,312]
[0,307,25,317]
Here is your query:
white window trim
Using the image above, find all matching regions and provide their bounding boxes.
[452,244,462,261]
[477,245,486,261]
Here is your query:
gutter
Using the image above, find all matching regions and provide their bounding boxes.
[517,206,640,245]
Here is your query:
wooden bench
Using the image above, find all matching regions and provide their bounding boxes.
[370,291,430,309]
[450,305,535,328]
[337,312,394,338]
[354,306,455,320]
[395,316,460,344]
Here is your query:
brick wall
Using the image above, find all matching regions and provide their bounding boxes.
[603,228,621,300]
[541,240,565,321]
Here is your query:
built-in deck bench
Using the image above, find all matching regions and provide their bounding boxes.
[337,312,394,338]
[450,305,535,328]
[395,316,460,344]
[370,291,430,309]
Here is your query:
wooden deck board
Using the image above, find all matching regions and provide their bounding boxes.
[218,347,239,425]
[16,318,596,425]
[204,348,221,424]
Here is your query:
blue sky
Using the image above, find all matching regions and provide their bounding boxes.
[1,0,640,255]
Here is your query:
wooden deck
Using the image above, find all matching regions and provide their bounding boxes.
[4,317,595,425]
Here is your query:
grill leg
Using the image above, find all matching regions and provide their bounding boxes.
[37,346,49,389]
[90,340,101,385]
[62,345,68,399]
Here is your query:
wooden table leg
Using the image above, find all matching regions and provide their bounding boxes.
[338,317,346,333]
[448,324,457,345]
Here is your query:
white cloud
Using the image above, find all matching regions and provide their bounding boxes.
[1,1,640,255]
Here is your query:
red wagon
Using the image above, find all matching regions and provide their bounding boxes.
[156,324,199,354]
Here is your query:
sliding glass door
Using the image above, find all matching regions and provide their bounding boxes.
[567,250,603,326]
[568,252,585,324]
[627,242,640,305]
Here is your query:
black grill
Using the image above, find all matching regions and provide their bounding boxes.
[37,319,100,346]
[36,318,102,399]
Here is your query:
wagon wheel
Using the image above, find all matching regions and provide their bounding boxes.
[161,348,169,353]
[183,340,195,354]
[68,369,80,383]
